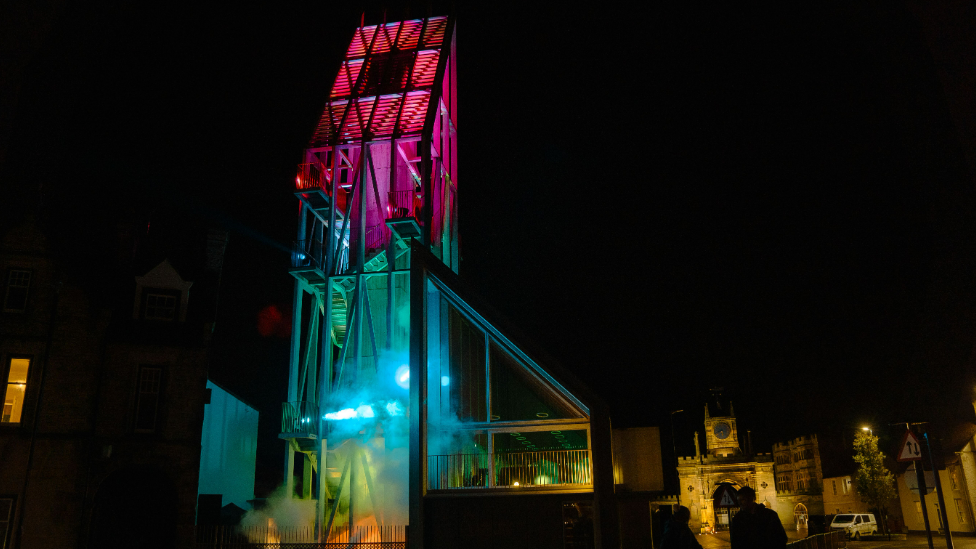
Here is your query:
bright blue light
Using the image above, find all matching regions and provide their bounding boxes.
[385,401,404,416]
[356,404,375,418]
[395,364,410,389]
[440,375,450,386]
[324,408,357,420]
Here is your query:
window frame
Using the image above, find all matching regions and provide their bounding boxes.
[0,495,15,549]
[140,288,181,322]
[133,365,165,433]
[1,355,32,426]
[2,269,32,313]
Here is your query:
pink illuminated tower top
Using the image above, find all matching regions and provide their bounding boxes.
[294,15,458,273]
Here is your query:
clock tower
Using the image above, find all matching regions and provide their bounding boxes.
[704,400,741,457]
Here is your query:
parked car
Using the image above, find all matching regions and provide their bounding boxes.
[829,513,877,540]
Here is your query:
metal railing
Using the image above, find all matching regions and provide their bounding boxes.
[196,524,405,549]
[787,531,846,549]
[296,162,329,191]
[387,191,419,219]
[292,239,325,271]
[281,401,319,433]
[365,224,384,252]
[427,449,592,490]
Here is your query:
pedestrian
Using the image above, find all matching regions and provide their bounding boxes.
[730,486,787,549]
[660,506,703,549]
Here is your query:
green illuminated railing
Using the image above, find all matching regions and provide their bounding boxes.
[282,401,319,434]
[427,449,591,490]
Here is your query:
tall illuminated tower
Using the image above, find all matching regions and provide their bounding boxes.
[281,15,457,541]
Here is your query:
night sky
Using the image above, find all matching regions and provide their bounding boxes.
[3,2,975,488]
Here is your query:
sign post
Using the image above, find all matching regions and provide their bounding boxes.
[923,432,953,549]
[899,430,933,549]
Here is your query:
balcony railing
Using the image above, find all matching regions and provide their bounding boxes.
[427,449,592,490]
[292,239,325,271]
[388,191,420,219]
[282,401,319,434]
[296,162,329,191]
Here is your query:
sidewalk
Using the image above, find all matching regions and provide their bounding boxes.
[695,531,976,549]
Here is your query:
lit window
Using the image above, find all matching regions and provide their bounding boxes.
[956,499,967,524]
[134,367,162,432]
[843,478,849,495]
[3,270,31,313]
[951,470,959,491]
[2,358,30,424]
[0,497,13,549]
[145,293,176,321]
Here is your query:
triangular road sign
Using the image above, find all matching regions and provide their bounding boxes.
[897,431,923,461]
[714,484,739,508]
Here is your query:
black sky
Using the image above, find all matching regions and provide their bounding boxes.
[3,2,975,483]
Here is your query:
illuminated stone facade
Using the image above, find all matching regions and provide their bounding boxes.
[677,402,777,532]
[772,435,825,528]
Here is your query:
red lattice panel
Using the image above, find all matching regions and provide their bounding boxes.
[396,19,423,50]
[421,16,448,48]
[411,50,440,89]
[346,26,377,58]
[397,91,430,135]
[331,59,364,99]
[369,94,403,139]
[310,101,348,146]
[372,22,398,54]
[340,97,375,141]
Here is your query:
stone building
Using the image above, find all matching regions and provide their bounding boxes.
[677,400,777,532]
[0,214,227,549]
[772,435,825,529]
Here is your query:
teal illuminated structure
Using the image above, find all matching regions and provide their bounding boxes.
[283,15,617,548]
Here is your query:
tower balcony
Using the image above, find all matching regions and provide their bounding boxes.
[280,401,319,450]
[289,239,328,286]
[294,163,349,213]
[386,190,422,239]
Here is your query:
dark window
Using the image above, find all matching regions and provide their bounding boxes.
[145,293,177,321]
[0,497,13,549]
[447,304,486,422]
[134,367,162,432]
[489,342,582,422]
[3,270,31,313]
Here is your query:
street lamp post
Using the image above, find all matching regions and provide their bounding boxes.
[670,410,684,468]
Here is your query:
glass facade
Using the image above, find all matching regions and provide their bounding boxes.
[424,276,591,491]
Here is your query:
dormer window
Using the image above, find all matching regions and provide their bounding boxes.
[133,260,192,322]
[144,292,178,321]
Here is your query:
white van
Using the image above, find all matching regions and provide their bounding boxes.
[830,513,877,540]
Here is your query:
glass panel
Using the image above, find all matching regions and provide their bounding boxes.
[2,358,30,423]
[446,303,486,422]
[492,430,590,487]
[493,430,587,453]
[489,342,581,421]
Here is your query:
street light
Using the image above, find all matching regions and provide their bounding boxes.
[671,410,684,467]
[861,426,873,436]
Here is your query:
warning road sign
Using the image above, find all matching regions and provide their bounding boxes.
[897,431,923,462]
[714,484,739,508]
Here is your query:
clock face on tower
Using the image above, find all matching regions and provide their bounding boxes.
[713,422,731,440]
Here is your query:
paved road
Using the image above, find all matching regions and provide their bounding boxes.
[694,531,976,549]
